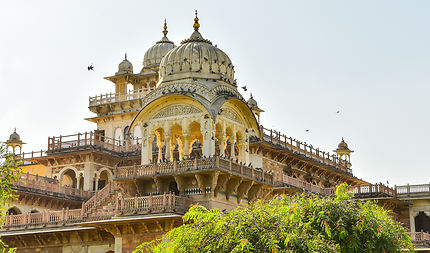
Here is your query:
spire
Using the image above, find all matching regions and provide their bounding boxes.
[125,53,128,60]
[193,10,200,31]
[163,19,168,36]
[14,127,16,133]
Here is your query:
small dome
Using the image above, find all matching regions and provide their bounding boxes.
[8,129,21,142]
[116,54,133,75]
[159,12,234,84]
[143,20,176,70]
[338,138,348,149]
[247,93,258,108]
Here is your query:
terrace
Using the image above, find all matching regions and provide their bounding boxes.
[2,193,190,231]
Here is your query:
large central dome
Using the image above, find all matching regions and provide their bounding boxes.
[158,13,235,84]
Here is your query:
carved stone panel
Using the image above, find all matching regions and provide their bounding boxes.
[220,108,241,124]
[152,105,202,119]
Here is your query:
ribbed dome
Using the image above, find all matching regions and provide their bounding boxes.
[143,21,176,69]
[8,129,21,142]
[337,138,349,150]
[158,14,234,84]
[116,54,133,75]
[247,94,258,108]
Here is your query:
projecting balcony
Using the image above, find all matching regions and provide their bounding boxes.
[89,88,151,107]
[13,172,95,202]
[260,127,352,174]
[20,132,142,160]
[116,156,276,186]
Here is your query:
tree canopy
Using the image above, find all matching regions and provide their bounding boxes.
[135,184,413,253]
[0,143,21,253]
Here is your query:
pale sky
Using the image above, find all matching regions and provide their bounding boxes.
[1,0,429,186]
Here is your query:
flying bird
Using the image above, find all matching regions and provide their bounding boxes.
[87,64,94,71]
[336,110,340,114]
[241,86,247,91]
[306,129,309,132]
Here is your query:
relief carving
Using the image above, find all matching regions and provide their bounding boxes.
[153,104,202,119]
[220,108,241,123]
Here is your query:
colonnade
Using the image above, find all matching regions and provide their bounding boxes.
[140,116,250,165]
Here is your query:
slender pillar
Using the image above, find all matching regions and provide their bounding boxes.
[230,137,236,160]
[164,135,171,161]
[183,132,190,159]
[94,175,99,191]
[219,134,226,156]
[157,137,163,163]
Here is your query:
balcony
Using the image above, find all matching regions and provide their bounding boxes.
[89,88,151,107]
[261,127,351,174]
[14,172,94,201]
[2,193,190,231]
[350,184,396,198]
[116,156,275,185]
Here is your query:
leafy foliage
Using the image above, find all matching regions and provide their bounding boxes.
[0,143,21,253]
[135,184,413,253]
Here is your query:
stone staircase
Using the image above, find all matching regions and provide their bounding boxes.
[81,182,119,218]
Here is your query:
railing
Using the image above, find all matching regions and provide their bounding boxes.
[261,127,351,173]
[82,182,115,214]
[408,231,430,242]
[396,184,430,195]
[89,88,153,107]
[47,132,141,153]
[116,193,192,215]
[350,184,396,197]
[14,172,95,199]
[2,193,191,230]
[116,156,275,185]
[278,174,335,195]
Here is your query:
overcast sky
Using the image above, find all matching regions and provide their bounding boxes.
[1,0,429,186]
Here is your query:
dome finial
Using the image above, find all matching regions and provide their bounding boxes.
[163,19,168,36]
[125,53,128,60]
[193,10,200,31]
[14,127,16,133]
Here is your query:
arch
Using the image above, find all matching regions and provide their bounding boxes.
[58,167,79,187]
[124,126,130,141]
[60,169,78,188]
[7,207,21,215]
[129,95,209,132]
[415,211,430,233]
[216,98,260,137]
[114,128,123,143]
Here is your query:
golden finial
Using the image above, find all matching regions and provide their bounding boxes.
[193,10,200,31]
[163,19,168,36]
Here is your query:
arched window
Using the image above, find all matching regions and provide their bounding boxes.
[415,211,430,233]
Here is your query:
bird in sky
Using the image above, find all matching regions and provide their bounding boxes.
[87,64,94,71]
[241,86,247,91]
[306,129,309,132]
[336,110,340,114]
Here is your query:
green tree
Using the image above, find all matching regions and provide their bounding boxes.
[135,184,413,253]
[0,143,21,253]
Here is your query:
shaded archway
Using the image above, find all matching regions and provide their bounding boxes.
[415,211,430,233]
[97,170,110,190]
[169,181,179,196]
[7,207,21,215]
[61,169,77,188]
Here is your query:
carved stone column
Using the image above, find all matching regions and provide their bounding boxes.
[164,135,171,161]
[230,137,236,160]
[183,131,190,159]
[219,134,226,157]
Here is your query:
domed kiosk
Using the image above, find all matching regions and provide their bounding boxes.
[130,12,260,165]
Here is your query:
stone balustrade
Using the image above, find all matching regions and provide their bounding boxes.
[279,174,335,195]
[350,184,396,197]
[116,156,275,185]
[14,172,95,200]
[2,193,190,230]
[261,127,351,174]
[89,88,152,107]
